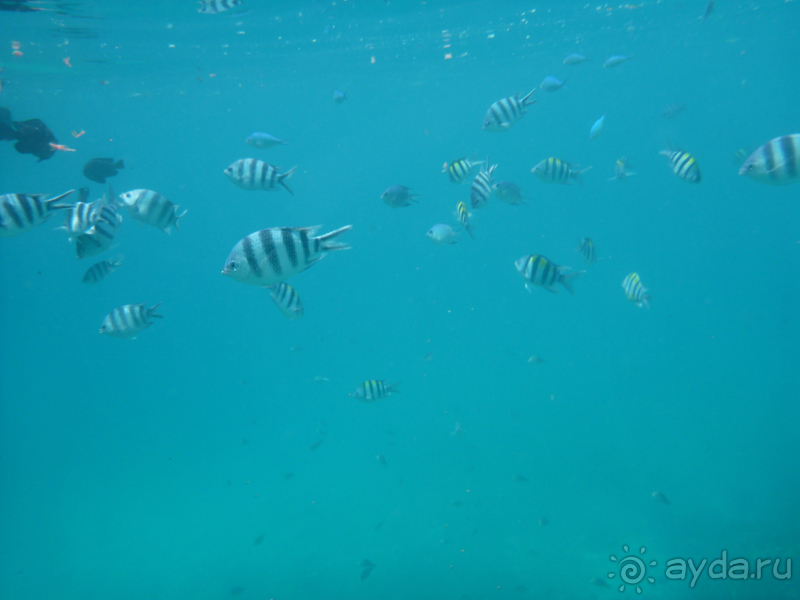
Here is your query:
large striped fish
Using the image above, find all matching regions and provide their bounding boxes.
[75,204,122,259]
[83,257,123,284]
[482,90,536,132]
[0,190,74,238]
[100,303,162,338]
[57,187,102,240]
[120,189,187,233]
[515,254,583,295]
[224,159,297,194]
[622,272,651,309]
[470,157,496,209]
[660,141,700,183]
[531,158,591,185]
[223,225,352,287]
[447,155,482,184]
[739,134,800,185]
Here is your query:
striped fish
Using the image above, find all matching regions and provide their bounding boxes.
[659,141,700,183]
[268,282,304,320]
[224,159,297,194]
[470,157,496,209]
[622,272,650,308]
[57,187,102,239]
[75,204,122,259]
[198,0,242,14]
[482,90,536,132]
[223,225,352,287]
[100,303,162,338]
[82,257,123,284]
[448,155,482,184]
[531,158,591,185]
[739,134,800,185]
[0,190,74,238]
[515,254,584,295]
[455,201,475,239]
[608,156,635,181]
[119,189,187,233]
[352,380,400,402]
[577,238,597,266]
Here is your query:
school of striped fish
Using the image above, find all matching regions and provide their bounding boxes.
[2,2,799,401]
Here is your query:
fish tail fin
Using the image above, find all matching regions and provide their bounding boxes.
[466,224,475,240]
[560,270,585,295]
[573,166,592,185]
[317,225,353,251]
[387,382,401,394]
[148,302,163,318]
[279,166,297,195]
[174,209,188,232]
[46,189,75,210]
[521,89,537,106]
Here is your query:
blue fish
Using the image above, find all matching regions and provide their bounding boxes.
[589,113,606,140]
[540,76,569,92]
[603,55,631,68]
[246,132,288,149]
[334,89,347,103]
[563,53,589,66]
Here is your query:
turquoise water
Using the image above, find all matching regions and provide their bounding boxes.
[1,1,798,599]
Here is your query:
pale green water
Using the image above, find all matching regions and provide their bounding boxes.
[1,1,798,599]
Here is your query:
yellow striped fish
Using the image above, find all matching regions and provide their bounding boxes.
[531,158,591,185]
[447,155,482,184]
[455,201,475,239]
[660,141,700,182]
[514,254,583,295]
[622,272,651,308]
[608,156,635,181]
[352,380,400,402]
[267,281,304,320]
[576,238,597,266]
[739,134,800,185]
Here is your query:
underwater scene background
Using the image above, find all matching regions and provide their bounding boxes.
[1,1,798,599]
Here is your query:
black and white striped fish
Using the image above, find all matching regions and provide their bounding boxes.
[223,225,352,287]
[82,257,123,284]
[660,141,701,183]
[515,254,583,295]
[100,303,162,338]
[470,157,496,209]
[198,0,242,14]
[352,380,399,402]
[739,134,800,185]
[57,187,102,240]
[75,204,122,259]
[224,159,297,194]
[576,238,597,266]
[455,201,475,239]
[483,90,536,132]
[622,272,651,308]
[119,189,187,233]
[268,282,304,320]
[0,190,74,238]
[531,158,591,185]
[447,155,482,184]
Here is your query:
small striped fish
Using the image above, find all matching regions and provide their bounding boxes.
[515,254,583,295]
[608,157,635,181]
[455,201,475,239]
[119,189,187,233]
[660,141,701,183]
[0,190,74,238]
[352,380,400,402]
[223,225,352,287]
[82,257,123,284]
[198,0,242,14]
[75,204,122,259]
[622,272,651,308]
[57,187,102,239]
[531,158,591,185]
[482,90,536,132]
[100,303,162,338]
[268,282,304,320]
[577,238,597,266]
[470,157,496,209]
[224,159,297,194]
[739,134,800,185]
[448,155,482,184]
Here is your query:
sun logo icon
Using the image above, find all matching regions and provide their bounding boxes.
[608,545,657,593]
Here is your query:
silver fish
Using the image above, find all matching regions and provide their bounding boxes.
[603,55,631,68]
[100,303,162,338]
[82,257,123,284]
[268,282,304,320]
[223,225,352,287]
[224,159,297,194]
[0,190,74,238]
[246,132,287,149]
[119,189,187,233]
[381,185,419,207]
[563,53,589,65]
[492,180,526,204]
[739,134,800,185]
[540,76,568,92]
[426,223,458,245]
[483,90,536,132]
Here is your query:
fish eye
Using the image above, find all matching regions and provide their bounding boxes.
[229,260,236,270]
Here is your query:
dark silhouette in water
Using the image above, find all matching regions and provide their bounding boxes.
[360,559,375,580]
[229,585,245,596]
[83,158,124,183]
[253,534,265,546]
[0,108,58,161]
